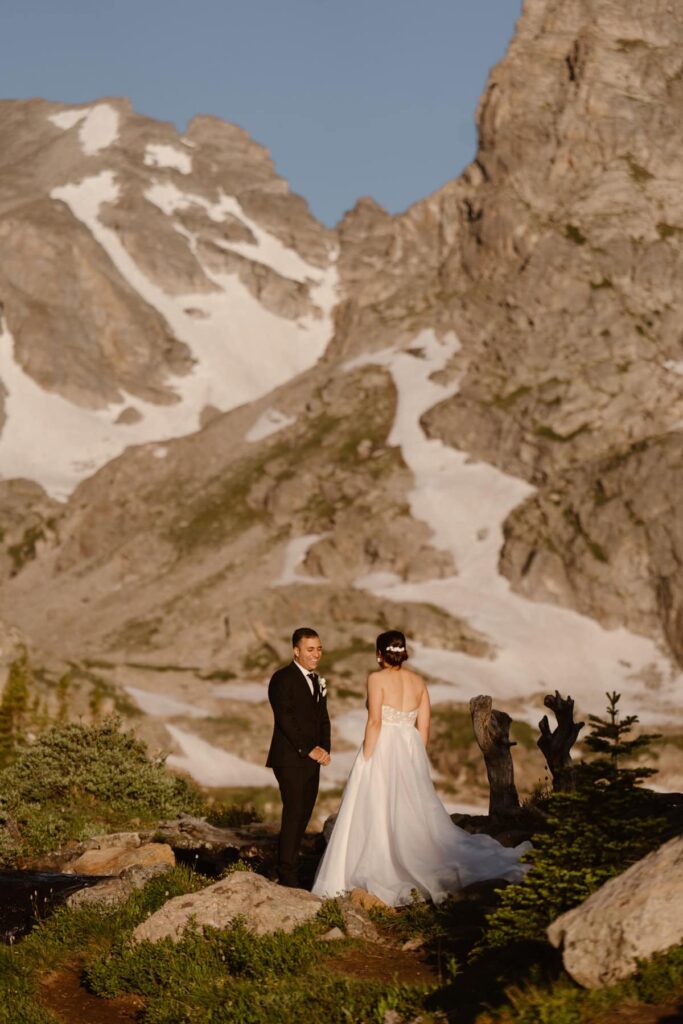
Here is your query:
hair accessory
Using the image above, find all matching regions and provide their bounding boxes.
[386,644,405,653]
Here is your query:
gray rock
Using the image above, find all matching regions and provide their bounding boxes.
[338,899,380,942]
[547,835,683,987]
[133,870,323,943]
[66,861,172,909]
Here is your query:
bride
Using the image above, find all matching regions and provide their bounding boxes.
[312,630,530,907]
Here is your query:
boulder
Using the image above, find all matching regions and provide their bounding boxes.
[547,835,683,987]
[338,898,381,941]
[66,863,172,909]
[67,840,175,876]
[350,888,391,913]
[133,871,323,943]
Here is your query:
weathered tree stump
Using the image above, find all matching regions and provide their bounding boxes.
[537,690,585,790]
[469,695,520,816]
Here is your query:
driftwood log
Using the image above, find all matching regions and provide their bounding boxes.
[538,690,585,790]
[469,695,520,816]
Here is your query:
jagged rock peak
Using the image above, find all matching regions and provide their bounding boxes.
[0,95,339,498]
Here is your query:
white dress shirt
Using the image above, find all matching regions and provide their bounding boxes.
[294,659,316,696]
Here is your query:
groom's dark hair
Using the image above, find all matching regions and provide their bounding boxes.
[292,627,319,647]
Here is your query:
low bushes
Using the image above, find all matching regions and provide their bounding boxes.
[0,717,203,865]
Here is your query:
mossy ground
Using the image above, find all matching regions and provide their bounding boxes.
[2,869,682,1024]
[0,868,436,1024]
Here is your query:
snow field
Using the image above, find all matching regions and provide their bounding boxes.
[166,725,274,788]
[125,686,210,719]
[0,170,338,498]
[274,534,328,586]
[245,408,296,443]
[49,104,120,155]
[144,143,192,174]
[347,330,683,725]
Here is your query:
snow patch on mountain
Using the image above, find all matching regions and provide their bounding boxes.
[211,681,269,703]
[49,109,89,130]
[145,180,331,284]
[166,725,274,787]
[275,534,328,586]
[348,331,683,723]
[144,143,192,174]
[0,326,156,498]
[5,170,338,498]
[48,104,120,155]
[126,686,209,719]
[245,408,296,442]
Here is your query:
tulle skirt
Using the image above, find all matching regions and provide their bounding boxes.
[312,722,530,907]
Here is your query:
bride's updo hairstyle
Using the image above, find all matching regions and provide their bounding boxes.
[376,630,408,667]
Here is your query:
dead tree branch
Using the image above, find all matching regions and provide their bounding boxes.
[469,694,520,816]
[538,690,585,790]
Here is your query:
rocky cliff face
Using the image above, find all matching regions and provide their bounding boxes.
[329,0,683,671]
[0,0,682,797]
[0,97,336,497]
[419,0,683,667]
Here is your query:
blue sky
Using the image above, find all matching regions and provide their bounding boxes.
[2,0,522,225]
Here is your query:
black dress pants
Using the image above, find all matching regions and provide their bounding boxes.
[273,762,320,885]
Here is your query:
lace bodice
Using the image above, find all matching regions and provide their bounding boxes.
[381,704,418,726]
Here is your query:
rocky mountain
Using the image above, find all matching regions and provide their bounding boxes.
[0,96,335,497]
[0,0,682,803]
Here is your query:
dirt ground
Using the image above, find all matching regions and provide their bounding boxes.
[41,969,142,1024]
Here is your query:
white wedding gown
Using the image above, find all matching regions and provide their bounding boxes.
[312,704,530,907]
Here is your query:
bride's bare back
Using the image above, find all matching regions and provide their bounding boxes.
[372,666,425,712]
[364,665,431,758]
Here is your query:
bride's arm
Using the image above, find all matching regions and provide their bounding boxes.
[362,673,383,760]
[417,685,431,747]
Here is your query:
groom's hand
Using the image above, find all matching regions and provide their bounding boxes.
[308,746,331,765]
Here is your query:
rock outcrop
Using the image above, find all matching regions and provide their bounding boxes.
[500,432,683,664]
[133,869,379,944]
[330,0,683,667]
[66,835,175,876]
[419,0,683,662]
[66,863,173,910]
[133,870,323,943]
[548,834,683,987]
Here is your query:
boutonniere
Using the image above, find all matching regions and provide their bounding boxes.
[318,677,327,698]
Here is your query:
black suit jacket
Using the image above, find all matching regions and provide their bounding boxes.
[266,662,331,767]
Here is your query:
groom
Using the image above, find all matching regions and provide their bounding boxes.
[266,627,331,888]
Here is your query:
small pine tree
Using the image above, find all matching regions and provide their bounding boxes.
[477,692,667,954]
[0,649,31,767]
[583,689,661,783]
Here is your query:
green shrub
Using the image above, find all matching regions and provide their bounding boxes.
[0,649,31,767]
[205,802,261,828]
[85,917,430,1024]
[477,694,667,954]
[316,898,345,932]
[479,943,683,1023]
[0,717,203,864]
